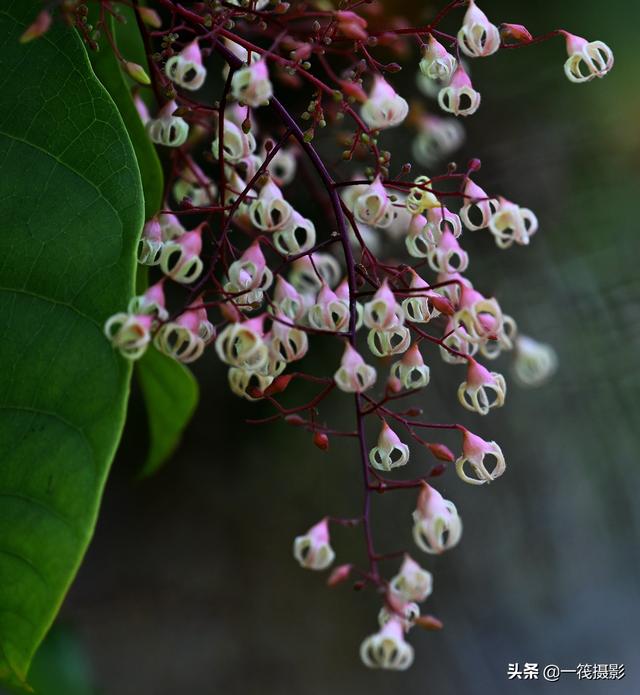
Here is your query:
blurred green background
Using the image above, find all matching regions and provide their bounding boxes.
[9,1,639,693]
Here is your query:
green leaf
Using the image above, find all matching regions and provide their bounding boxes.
[87,8,163,216]
[0,1,143,688]
[136,347,199,477]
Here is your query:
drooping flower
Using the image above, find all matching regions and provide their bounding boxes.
[459,178,499,231]
[389,555,433,603]
[457,358,506,415]
[363,280,404,331]
[419,34,457,82]
[401,270,441,324]
[488,197,538,248]
[352,176,395,229]
[215,316,270,372]
[390,344,431,390]
[288,253,341,294]
[412,114,465,167]
[512,335,558,387]
[455,429,506,485]
[360,76,409,130]
[412,483,463,554]
[104,312,153,360]
[154,303,214,364]
[249,179,293,232]
[438,66,481,117]
[293,518,335,570]
[427,230,469,274]
[224,241,273,310]
[165,40,207,90]
[334,343,377,393]
[269,311,309,363]
[270,276,306,322]
[273,211,316,257]
[307,283,351,332]
[369,420,410,471]
[127,280,168,321]
[563,33,614,83]
[159,223,204,284]
[360,617,414,671]
[211,118,256,163]
[231,59,273,107]
[146,100,189,147]
[457,0,501,58]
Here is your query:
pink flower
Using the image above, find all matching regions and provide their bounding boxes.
[412,483,463,554]
[390,343,431,390]
[160,223,204,284]
[457,358,506,415]
[460,178,499,231]
[165,40,207,90]
[390,555,433,603]
[369,420,410,471]
[427,230,469,274]
[457,0,501,58]
[334,343,377,393]
[488,197,538,248]
[293,518,335,570]
[360,617,414,670]
[563,33,614,83]
[231,59,273,107]
[438,67,481,117]
[419,34,457,82]
[363,280,404,331]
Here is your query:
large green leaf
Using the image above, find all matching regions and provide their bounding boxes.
[136,347,199,477]
[0,1,143,688]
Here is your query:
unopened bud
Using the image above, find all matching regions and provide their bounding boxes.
[313,432,330,451]
[327,563,352,587]
[124,61,151,85]
[20,10,52,43]
[428,443,455,462]
[138,7,162,29]
[415,614,444,630]
[500,23,533,44]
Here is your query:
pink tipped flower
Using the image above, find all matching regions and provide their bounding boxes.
[104,312,153,361]
[390,555,433,603]
[426,206,463,242]
[154,302,213,364]
[401,269,441,324]
[438,67,481,117]
[146,100,189,147]
[460,178,499,231]
[165,40,207,91]
[363,279,404,331]
[458,358,506,415]
[390,343,431,390]
[412,483,463,554]
[353,175,395,229]
[134,94,150,125]
[334,343,377,393]
[488,197,538,249]
[369,420,410,471]
[420,34,457,82]
[293,518,335,570]
[270,311,309,363]
[160,224,204,284]
[563,33,614,83]
[128,280,168,321]
[308,283,351,332]
[427,230,469,274]
[138,217,164,265]
[360,617,414,671]
[378,594,421,632]
[249,179,293,232]
[273,210,316,257]
[158,212,185,241]
[272,275,305,321]
[211,117,256,163]
[288,253,341,294]
[215,316,270,372]
[224,241,273,310]
[457,0,501,58]
[456,429,506,485]
[231,59,273,107]
[361,76,409,130]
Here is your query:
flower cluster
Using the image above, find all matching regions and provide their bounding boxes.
[90,0,609,672]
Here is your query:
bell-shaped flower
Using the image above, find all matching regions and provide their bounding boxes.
[440,318,478,365]
[412,114,465,167]
[158,212,185,240]
[224,246,272,311]
[227,367,273,401]
[211,117,256,163]
[456,285,504,344]
[154,304,213,364]
[138,217,164,266]
[127,280,168,321]
[457,0,501,58]
[270,276,305,322]
[390,344,431,390]
[288,253,341,294]
[405,213,437,258]
[369,420,410,471]
[165,40,207,90]
[249,179,293,232]
[401,270,441,324]
[460,178,499,231]
[389,555,433,603]
[436,270,473,304]
[438,67,481,117]
[456,429,506,485]
[334,343,377,393]
[405,176,439,215]
[363,280,404,331]
[368,327,411,358]
[512,335,558,387]
[488,197,538,248]
[293,518,335,570]
[104,312,153,360]
[427,230,469,274]
[269,311,309,363]
[360,76,409,130]
[307,283,351,332]
[273,211,316,257]
[458,358,506,414]
[265,146,297,187]
[160,223,204,284]
[412,483,462,554]
[231,59,273,107]
[353,176,395,229]
[564,33,614,83]
[420,34,457,82]
[146,100,189,147]
[479,313,517,360]
[360,617,414,671]
[426,206,463,242]
[215,316,270,372]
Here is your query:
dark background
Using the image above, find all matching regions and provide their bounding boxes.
[13,1,640,693]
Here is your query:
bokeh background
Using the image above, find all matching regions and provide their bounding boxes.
[7,1,640,693]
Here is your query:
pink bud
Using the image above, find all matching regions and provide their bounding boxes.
[327,563,352,587]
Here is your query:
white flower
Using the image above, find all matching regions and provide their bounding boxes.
[159,225,204,284]
[457,0,501,58]
[211,118,256,163]
[361,76,409,130]
[369,421,410,471]
[419,34,457,82]
[512,335,558,387]
[249,179,293,232]
[460,178,499,231]
[438,67,481,117]
[273,211,316,257]
[227,367,273,401]
[360,618,414,671]
[390,344,431,390]
[334,343,377,393]
[146,100,189,147]
[412,483,463,554]
[564,33,614,83]
[457,358,506,415]
[389,555,433,603]
[352,176,395,229]
[488,197,538,248]
[231,59,273,107]
[165,40,207,90]
[215,317,270,372]
[104,312,153,360]
[293,518,335,570]
[455,429,506,485]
